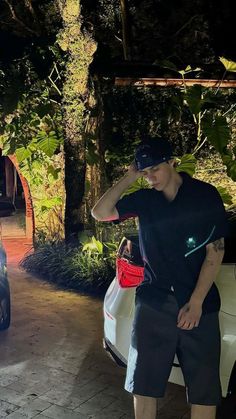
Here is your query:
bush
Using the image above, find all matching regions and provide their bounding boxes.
[21,242,116,297]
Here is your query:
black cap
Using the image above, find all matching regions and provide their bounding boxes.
[134,139,173,171]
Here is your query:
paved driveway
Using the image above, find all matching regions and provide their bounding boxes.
[0,266,234,418]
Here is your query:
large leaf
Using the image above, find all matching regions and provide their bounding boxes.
[38,197,62,213]
[15,147,32,163]
[176,154,197,176]
[47,165,61,180]
[1,137,18,156]
[222,154,236,181]
[219,57,236,72]
[184,84,203,115]
[202,115,230,153]
[159,59,178,71]
[5,123,15,134]
[216,186,233,206]
[37,131,59,157]
[82,237,103,254]
[121,176,149,197]
[178,65,201,76]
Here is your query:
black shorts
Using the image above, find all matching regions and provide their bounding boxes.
[124,293,221,405]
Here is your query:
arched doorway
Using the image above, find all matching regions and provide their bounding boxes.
[0,152,34,240]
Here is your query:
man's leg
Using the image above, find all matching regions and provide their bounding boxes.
[134,394,157,419]
[191,404,216,419]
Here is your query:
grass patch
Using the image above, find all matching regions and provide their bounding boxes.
[21,242,115,297]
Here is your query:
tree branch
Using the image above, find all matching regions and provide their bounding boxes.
[24,0,36,19]
[4,0,38,35]
[171,15,199,38]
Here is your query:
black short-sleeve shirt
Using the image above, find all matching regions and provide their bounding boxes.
[115,172,228,313]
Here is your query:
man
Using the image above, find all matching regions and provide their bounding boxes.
[91,138,228,419]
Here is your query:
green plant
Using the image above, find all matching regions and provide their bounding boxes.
[21,242,115,296]
[182,58,236,182]
[118,58,236,206]
[158,58,236,183]
[81,235,118,261]
[0,49,65,241]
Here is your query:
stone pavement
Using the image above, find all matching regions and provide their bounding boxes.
[0,212,26,238]
[0,251,234,418]
[0,264,192,419]
[0,265,134,419]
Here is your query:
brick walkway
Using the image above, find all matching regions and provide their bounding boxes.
[0,266,135,418]
[1,210,33,266]
[2,237,33,265]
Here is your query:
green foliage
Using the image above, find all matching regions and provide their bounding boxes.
[184,84,203,115]
[38,197,63,214]
[160,63,202,87]
[81,235,118,261]
[36,131,61,157]
[219,57,236,72]
[0,92,63,200]
[15,147,31,163]
[101,85,197,181]
[0,91,63,164]
[82,236,104,255]
[121,177,150,197]
[176,154,197,176]
[195,155,236,207]
[178,65,202,77]
[0,50,65,239]
[102,78,235,186]
[221,154,236,182]
[172,59,236,185]
[202,115,230,154]
[21,242,115,296]
[216,186,233,205]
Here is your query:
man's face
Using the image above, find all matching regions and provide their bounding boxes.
[140,160,174,190]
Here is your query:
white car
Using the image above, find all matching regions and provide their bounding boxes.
[103,208,236,399]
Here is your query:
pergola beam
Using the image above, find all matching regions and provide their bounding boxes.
[115,77,236,88]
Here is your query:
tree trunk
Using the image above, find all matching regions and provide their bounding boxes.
[57,0,97,243]
[84,77,109,235]
[64,137,86,242]
[119,0,132,60]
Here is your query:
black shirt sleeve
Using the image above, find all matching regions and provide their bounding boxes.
[206,186,228,243]
[115,189,145,222]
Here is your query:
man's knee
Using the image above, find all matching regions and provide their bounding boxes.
[191,404,216,419]
[134,394,157,419]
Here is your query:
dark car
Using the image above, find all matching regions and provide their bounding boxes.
[0,244,10,330]
[0,202,13,330]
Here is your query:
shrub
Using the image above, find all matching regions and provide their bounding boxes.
[21,242,116,297]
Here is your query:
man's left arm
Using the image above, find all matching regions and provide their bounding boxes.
[177,238,225,330]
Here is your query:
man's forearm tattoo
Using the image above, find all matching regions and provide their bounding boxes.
[212,238,225,252]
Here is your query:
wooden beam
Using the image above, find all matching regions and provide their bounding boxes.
[115,77,236,88]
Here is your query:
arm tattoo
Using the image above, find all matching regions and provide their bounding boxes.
[212,238,225,252]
